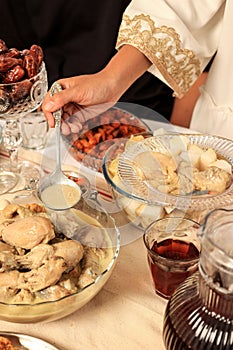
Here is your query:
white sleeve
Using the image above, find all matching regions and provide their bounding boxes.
[116,0,225,97]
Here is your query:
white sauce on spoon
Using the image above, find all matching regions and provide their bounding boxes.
[40,183,81,210]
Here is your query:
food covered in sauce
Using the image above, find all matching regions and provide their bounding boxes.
[0,202,110,304]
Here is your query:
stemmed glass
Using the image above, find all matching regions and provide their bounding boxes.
[0,61,48,194]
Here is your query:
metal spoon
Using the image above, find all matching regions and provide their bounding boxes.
[38,82,81,210]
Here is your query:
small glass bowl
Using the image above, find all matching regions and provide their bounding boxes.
[62,105,152,172]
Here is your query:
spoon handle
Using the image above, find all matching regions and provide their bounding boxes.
[50,81,63,127]
[55,122,62,173]
[50,82,63,173]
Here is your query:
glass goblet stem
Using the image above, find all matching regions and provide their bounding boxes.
[3,119,22,173]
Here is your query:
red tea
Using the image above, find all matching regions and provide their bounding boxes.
[148,238,199,298]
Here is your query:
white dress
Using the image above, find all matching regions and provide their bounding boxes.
[190,0,233,139]
[116,0,233,140]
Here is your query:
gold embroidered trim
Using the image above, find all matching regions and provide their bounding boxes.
[117,14,201,97]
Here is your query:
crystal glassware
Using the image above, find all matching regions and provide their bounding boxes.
[163,208,233,350]
[0,61,48,194]
[143,217,200,299]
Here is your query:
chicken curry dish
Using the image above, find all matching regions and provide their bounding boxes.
[0,202,111,304]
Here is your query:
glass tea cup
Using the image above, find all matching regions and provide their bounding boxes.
[143,217,201,299]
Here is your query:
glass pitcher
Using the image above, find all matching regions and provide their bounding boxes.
[163,208,233,350]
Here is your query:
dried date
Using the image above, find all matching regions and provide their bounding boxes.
[0,38,44,104]
[6,48,21,58]
[23,53,38,78]
[30,44,43,68]
[3,64,25,83]
[0,39,44,81]
[21,49,30,56]
[0,56,22,73]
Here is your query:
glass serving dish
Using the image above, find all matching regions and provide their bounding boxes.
[0,173,120,323]
[102,134,233,229]
[0,61,48,194]
[62,105,152,172]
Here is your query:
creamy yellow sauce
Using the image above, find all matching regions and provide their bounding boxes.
[41,183,81,209]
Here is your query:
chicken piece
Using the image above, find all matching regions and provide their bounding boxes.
[0,270,19,288]
[68,264,82,277]
[37,285,71,301]
[60,266,82,290]
[53,240,84,272]
[1,204,20,218]
[0,205,20,234]
[1,216,55,249]
[0,286,19,303]
[11,289,34,304]
[1,203,32,219]
[0,241,19,272]
[194,166,232,193]
[58,277,78,294]
[0,251,19,272]
[0,217,15,237]
[78,247,105,289]
[0,256,66,293]
[24,203,46,213]
[18,256,66,292]
[0,241,15,254]
[16,244,55,269]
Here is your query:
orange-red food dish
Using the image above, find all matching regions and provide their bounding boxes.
[63,106,151,172]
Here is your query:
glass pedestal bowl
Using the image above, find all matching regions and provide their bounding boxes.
[0,61,48,194]
[102,134,233,230]
[0,173,120,323]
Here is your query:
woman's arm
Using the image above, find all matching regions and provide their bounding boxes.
[170,72,208,128]
[42,44,151,129]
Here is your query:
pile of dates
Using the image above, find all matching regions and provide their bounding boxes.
[0,39,43,101]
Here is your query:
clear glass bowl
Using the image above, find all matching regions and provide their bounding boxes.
[0,61,48,194]
[102,134,233,229]
[0,180,120,323]
[62,105,152,172]
[0,61,48,119]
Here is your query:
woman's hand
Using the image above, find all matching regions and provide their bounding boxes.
[42,72,117,135]
[42,45,151,135]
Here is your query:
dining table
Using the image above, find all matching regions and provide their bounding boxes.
[0,118,192,350]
